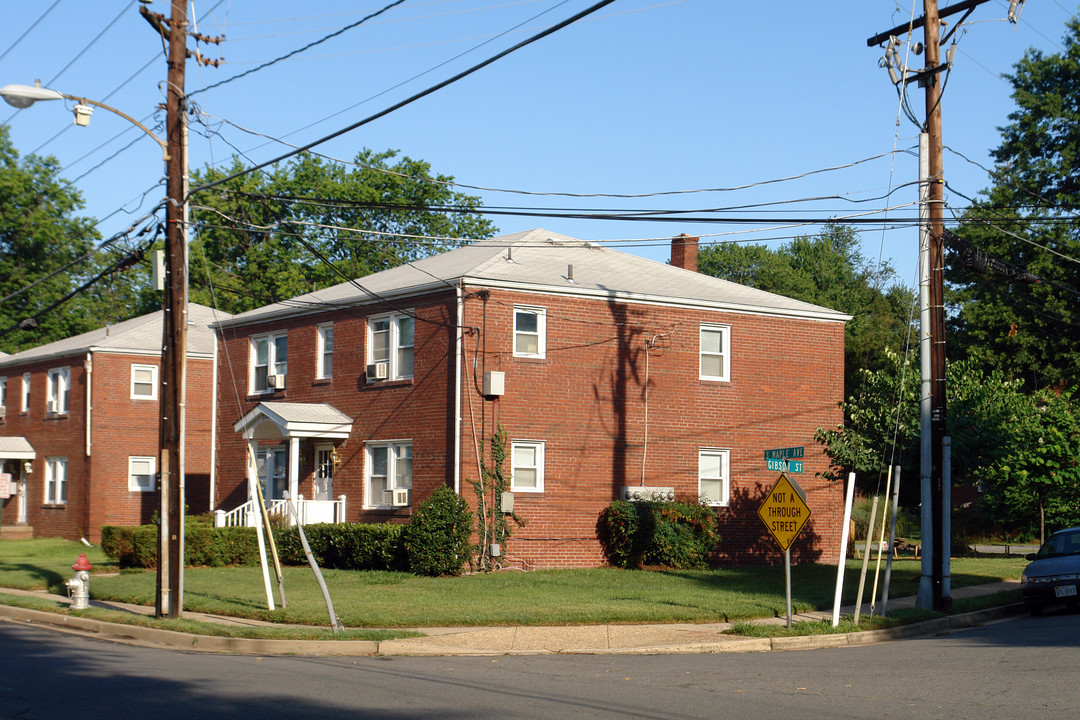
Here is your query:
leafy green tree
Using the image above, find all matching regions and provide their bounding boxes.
[188,149,497,313]
[977,387,1080,542]
[0,125,109,352]
[947,16,1080,390]
[816,351,1028,500]
[698,225,915,397]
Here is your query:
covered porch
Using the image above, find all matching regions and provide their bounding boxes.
[0,437,35,538]
[217,401,353,528]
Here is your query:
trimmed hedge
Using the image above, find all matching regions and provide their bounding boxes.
[101,521,407,571]
[276,523,407,571]
[600,500,720,569]
[101,522,261,569]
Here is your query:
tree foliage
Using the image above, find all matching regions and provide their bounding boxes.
[697,225,915,396]
[947,16,1080,390]
[977,386,1080,541]
[0,125,110,352]
[816,351,1030,501]
[187,149,498,314]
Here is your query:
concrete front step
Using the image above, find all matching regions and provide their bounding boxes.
[0,524,33,540]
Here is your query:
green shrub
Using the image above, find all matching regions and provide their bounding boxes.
[403,486,473,576]
[600,500,720,569]
[275,523,406,571]
[100,523,262,568]
[100,526,137,568]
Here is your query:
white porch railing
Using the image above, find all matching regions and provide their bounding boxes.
[214,495,347,528]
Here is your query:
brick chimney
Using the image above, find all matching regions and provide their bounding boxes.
[670,234,699,272]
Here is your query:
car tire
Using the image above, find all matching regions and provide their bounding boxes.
[1027,601,1044,616]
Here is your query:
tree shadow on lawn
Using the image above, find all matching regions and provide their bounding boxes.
[0,563,64,591]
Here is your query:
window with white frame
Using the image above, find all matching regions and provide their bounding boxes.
[317,323,334,379]
[511,440,545,492]
[21,372,30,413]
[699,323,730,381]
[128,456,156,492]
[251,332,287,393]
[45,456,68,504]
[698,448,730,506]
[46,367,70,414]
[368,313,414,380]
[365,441,412,507]
[131,364,158,399]
[513,306,546,358]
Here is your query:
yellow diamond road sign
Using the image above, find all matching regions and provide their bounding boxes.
[757,473,812,552]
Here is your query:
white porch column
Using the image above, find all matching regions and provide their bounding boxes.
[246,439,259,523]
[289,436,300,507]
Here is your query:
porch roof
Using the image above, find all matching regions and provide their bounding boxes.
[0,437,35,460]
[233,402,353,440]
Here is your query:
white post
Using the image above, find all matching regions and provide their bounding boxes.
[832,472,857,627]
[247,443,274,611]
[881,466,901,616]
[854,495,879,624]
[870,466,894,618]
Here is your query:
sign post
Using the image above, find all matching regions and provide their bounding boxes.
[757,471,812,627]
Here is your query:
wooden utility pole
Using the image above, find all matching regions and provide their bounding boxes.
[869,0,1000,612]
[156,0,188,619]
[922,0,949,614]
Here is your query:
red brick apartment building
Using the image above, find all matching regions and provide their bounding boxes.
[0,304,228,542]
[213,230,850,568]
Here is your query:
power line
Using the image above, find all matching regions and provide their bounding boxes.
[190,0,621,199]
[190,0,409,96]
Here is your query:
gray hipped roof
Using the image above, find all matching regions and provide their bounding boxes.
[0,303,232,368]
[218,229,850,329]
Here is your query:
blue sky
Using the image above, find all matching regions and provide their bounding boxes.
[1,0,1074,291]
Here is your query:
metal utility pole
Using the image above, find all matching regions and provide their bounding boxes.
[156,0,188,619]
[869,0,1008,611]
[922,0,950,614]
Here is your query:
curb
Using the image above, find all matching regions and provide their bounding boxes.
[0,601,1028,656]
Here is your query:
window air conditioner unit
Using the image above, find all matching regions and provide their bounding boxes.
[392,488,410,507]
[0,406,6,419]
[366,362,388,381]
[46,399,57,414]
[266,374,285,390]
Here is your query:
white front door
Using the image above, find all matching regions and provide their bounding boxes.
[256,448,289,502]
[314,445,334,501]
[17,465,27,523]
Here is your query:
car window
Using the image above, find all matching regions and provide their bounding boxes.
[1038,531,1080,557]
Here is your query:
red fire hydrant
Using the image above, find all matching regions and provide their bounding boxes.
[66,553,92,610]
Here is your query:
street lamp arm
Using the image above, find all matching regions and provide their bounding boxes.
[63,95,169,162]
[0,83,168,161]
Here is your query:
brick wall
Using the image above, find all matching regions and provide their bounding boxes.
[457,288,846,569]
[214,292,459,519]
[212,284,845,569]
[0,351,217,542]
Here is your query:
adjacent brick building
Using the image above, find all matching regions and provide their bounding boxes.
[213,230,849,568]
[0,304,228,542]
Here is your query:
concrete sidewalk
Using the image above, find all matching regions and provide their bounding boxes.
[0,580,1023,656]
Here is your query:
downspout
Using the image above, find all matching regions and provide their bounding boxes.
[454,283,464,494]
[209,331,219,512]
[84,353,92,457]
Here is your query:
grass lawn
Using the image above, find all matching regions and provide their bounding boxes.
[0,538,1025,629]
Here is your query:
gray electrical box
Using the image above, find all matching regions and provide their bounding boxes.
[483,371,505,397]
[500,491,514,513]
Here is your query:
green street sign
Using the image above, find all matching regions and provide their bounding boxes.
[764,446,804,460]
[766,458,804,473]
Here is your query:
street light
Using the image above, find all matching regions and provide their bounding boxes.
[2,77,188,619]
[0,82,168,160]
